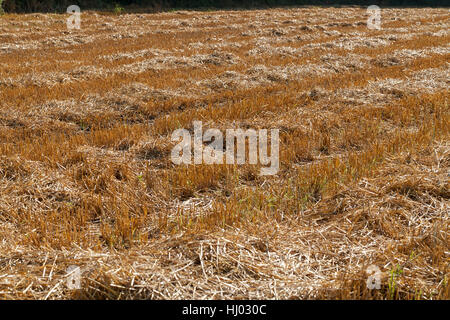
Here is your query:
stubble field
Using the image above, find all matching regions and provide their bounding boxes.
[0,6,448,299]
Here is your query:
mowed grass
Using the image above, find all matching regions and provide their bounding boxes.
[0,7,448,299]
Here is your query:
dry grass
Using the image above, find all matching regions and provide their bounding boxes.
[0,7,448,299]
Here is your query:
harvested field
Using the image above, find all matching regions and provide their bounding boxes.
[0,7,448,300]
